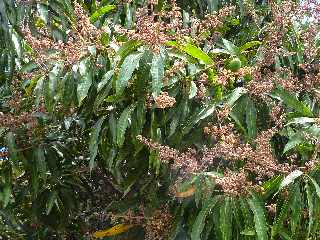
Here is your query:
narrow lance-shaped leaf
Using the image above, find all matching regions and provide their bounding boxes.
[77,58,93,105]
[305,181,314,237]
[283,134,304,154]
[6,132,18,163]
[273,87,313,117]
[306,175,320,199]
[90,5,116,23]
[116,52,143,94]
[167,41,214,65]
[191,195,221,240]
[246,97,257,139]
[248,192,268,240]
[278,170,303,191]
[222,38,240,56]
[117,104,136,147]
[289,183,302,234]
[240,41,262,52]
[89,117,106,172]
[220,197,232,240]
[150,49,165,97]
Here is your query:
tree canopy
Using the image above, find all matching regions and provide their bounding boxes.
[1,0,320,239]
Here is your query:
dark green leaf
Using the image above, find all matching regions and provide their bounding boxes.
[248,192,268,240]
[191,195,221,240]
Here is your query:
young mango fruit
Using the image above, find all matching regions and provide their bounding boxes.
[227,57,242,72]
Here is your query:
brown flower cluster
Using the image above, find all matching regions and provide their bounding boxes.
[163,60,185,84]
[269,104,285,128]
[144,207,173,240]
[247,68,303,99]
[137,135,201,174]
[191,6,235,43]
[214,169,253,196]
[115,0,185,53]
[217,67,253,86]
[22,1,102,65]
[139,121,295,196]
[155,92,176,109]
[203,123,253,163]
[0,90,41,139]
[245,129,292,179]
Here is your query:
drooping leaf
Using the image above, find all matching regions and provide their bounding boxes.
[167,41,214,65]
[240,41,262,52]
[273,87,313,117]
[220,197,232,240]
[286,117,317,126]
[191,196,221,240]
[150,49,165,97]
[225,87,247,106]
[93,224,134,238]
[6,132,18,163]
[248,192,268,240]
[77,59,92,105]
[89,117,106,172]
[116,52,143,94]
[279,170,303,191]
[116,104,136,147]
[222,38,240,56]
[271,199,289,238]
[283,134,304,153]
[307,175,320,199]
[289,183,302,234]
[246,97,257,139]
[305,181,315,237]
[98,70,114,92]
[89,5,116,23]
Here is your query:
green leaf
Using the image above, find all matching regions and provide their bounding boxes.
[246,98,257,139]
[168,41,214,65]
[279,170,303,191]
[89,117,106,172]
[283,134,304,154]
[307,175,320,199]
[289,183,302,234]
[189,81,198,99]
[98,70,114,92]
[271,199,289,238]
[248,192,268,240]
[89,5,116,23]
[117,40,142,59]
[3,184,11,208]
[45,64,61,112]
[222,38,240,56]
[46,191,58,215]
[116,52,143,94]
[240,41,262,52]
[34,147,46,179]
[225,87,247,106]
[182,43,214,65]
[77,59,92,105]
[274,87,313,117]
[305,181,314,237]
[286,117,317,126]
[150,49,165,97]
[220,197,232,240]
[191,195,220,240]
[6,132,18,163]
[117,104,136,147]
[182,101,216,136]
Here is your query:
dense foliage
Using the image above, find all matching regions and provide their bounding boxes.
[1,0,320,239]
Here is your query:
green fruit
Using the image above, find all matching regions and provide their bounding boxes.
[228,57,242,72]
